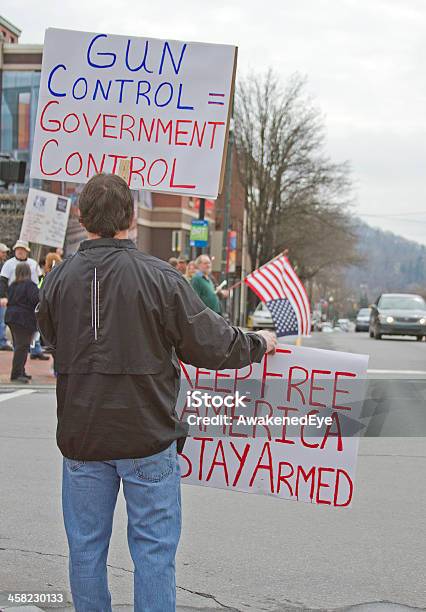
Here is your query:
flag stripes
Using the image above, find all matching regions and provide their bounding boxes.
[245,255,311,336]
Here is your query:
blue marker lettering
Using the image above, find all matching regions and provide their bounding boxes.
[154,82,173,107]
[72,77,88,100]
[87,34,116,68]
[125,39,154,73]
[177,83,194,110]
[48,64,66,97]
[159,42,187,75]
[115,79,135,103]
[92,79,112,101]
[136,81,151,105]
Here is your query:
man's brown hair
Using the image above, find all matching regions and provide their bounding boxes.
[78,174,134,238]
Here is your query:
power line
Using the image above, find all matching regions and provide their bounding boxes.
[358,211,426,218]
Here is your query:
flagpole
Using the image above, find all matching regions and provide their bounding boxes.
[228,249,289,292]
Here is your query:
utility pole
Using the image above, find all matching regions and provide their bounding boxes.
[195,198,206,258]
[220,120,234,282]
[239,207,248,326]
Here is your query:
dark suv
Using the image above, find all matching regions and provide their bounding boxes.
[369,293,426,340]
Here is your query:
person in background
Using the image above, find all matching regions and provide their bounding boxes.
[0,240,48,361]
[0,243,13,351]
[176,256,188,276]
[33,253,63,359]
[38,257,47,286]
[168,257,178,268]
[38,252,63,287]
[0,240,39,288]
[184,260,196,283]
[0,243,10,266]
[42,253,62,284]
[39,256,46,274]
[5,262,39,383]
[39,253,62,376]
[191,254,229,315]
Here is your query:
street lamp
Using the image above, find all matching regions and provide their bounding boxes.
[328,295,334,322]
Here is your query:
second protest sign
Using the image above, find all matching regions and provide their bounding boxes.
[177,343,369,507]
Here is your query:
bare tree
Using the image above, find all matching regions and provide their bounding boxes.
[234,70,356,276]
[276,207,363,282]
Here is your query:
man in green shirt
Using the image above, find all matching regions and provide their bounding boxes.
[191,254,228,314]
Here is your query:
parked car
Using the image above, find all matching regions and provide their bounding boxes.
[355,307,371,332]
[321,321,334,333]
[337,318,351,332]
[251,302,275,331]
[369,293,426,340]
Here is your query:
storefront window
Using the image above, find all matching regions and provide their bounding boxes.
[17,91,31,150]
[1,71,41,187]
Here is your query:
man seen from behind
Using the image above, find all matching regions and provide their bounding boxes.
[36,173,276,612]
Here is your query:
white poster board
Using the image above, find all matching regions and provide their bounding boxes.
[30,28,237,198]
[177,344,369,507]
[20,188,71,248]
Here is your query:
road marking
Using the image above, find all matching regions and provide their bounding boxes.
[0,389,36,403]
[368,369,426,375]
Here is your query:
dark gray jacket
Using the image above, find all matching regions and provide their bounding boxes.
[36,238,266,460]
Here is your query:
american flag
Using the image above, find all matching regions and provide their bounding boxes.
[245,255,311,337]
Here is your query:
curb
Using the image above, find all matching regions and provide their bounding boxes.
[0,385,55,391]
[1,608,45,611]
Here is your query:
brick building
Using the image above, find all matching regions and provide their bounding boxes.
[0,16,20,44]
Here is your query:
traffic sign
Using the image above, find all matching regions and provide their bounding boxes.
[190,219,209,247]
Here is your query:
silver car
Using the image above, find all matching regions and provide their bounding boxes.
[369,293,426,340]
[251,302,275,330]
[355,308,371,332]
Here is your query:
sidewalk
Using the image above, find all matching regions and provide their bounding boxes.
[0,602,422,612]
[0,593,224,611]
[0,606,222,612]
[0,350,55,387]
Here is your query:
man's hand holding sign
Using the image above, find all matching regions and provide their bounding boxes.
[256,330,278,354]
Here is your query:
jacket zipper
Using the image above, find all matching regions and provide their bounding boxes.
[91,268,100,340]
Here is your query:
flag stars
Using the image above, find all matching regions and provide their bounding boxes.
[266,299,299,337]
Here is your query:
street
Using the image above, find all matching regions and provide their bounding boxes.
[0,331,425,612]
[301,329,426,374]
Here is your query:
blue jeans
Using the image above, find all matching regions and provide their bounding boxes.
[62,441,181,612]
[0,305,8,346]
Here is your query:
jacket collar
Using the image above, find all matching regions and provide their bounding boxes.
[79,238,137,251]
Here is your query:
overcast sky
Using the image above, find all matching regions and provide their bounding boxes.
[4,0,426,244]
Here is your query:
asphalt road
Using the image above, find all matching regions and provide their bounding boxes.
[301,328,426,373]
[297,330,426,438]
[0,331,425,612]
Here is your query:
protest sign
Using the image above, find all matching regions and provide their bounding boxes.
[177,343,369,506]
[19,188,71,248]
[30,28,237,198]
